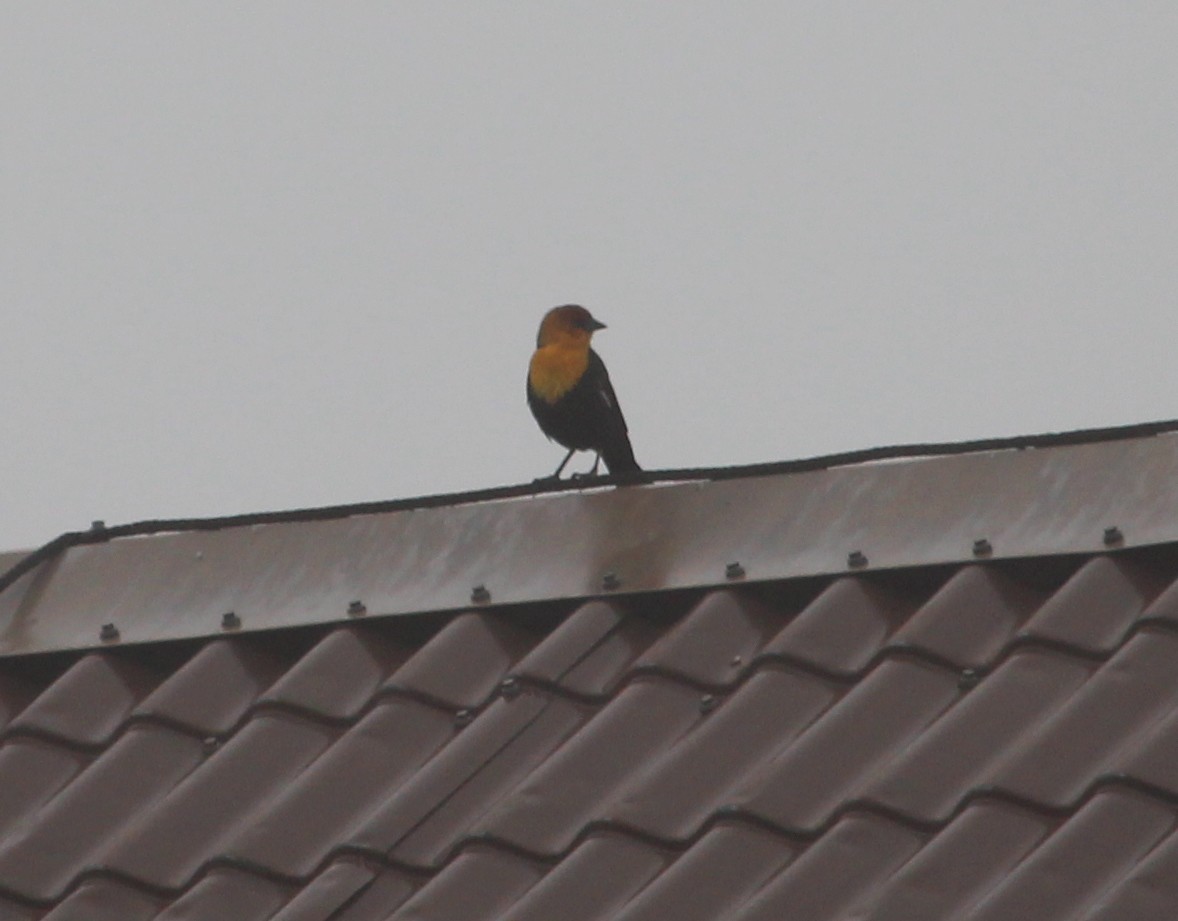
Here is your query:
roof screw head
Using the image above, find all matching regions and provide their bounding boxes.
[972,538,993,558]
[958,669,980,690]
[601,571,621,591]
[470,584,491,604]
[1103,526,1124,547]
[99,623,120,643]
[202,736,220,754]
[500,677,521,700]
[454,709,474,728]
[847,550,868,569]
[90,520,106,533]
[725,562,746,580]
[699,694,718,714]
[347,600,367,617]
[221,611,241,631]
[730,654,743,667]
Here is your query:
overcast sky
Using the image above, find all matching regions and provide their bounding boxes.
[3,5,1176,551]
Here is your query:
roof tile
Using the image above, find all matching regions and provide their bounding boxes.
[963,790,1177,921]
[268,860,377,921]
[133,639,289,736]
[1018,555,1166,652]
[381,846,543,921]
[511,600,657,698]
[0,726,205,902]
[0,738,89,838]
[633,589,783,686]
[228,698,456,878]
[259,624,412,721]
[324,867,419,921]
[100,713,337,890]
[384,612,537,708]
[890,565,1045,668]
[152,869,292,921]
[1082,812,1178,921]
[8,653,159,746]
[733,659,962,831]
[762,576,917,675]
[39,880,162,921]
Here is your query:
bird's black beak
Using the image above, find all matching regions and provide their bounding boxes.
[588,318,607,332]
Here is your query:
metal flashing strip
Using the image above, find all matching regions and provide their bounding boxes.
[2,429,1178,655]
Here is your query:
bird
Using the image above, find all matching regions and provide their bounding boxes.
[527,304,640,478]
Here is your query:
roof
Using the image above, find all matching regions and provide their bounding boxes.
[2,424,1178,919]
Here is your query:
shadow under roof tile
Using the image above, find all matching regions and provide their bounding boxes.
[0,725,205,902]
[8,653,159,746]
[609,667,839,842]
[991,630,1178,808]
[133,638,289,736]
[476,679,706,855]
[731,815,926,921]
[633,589,784,687]
[268,859,376,921]
[0,738,89,839]
[763,576,917,675]
[100,713,336,891]
[384,612,536,709]
[1138,571,1178,626]
[511,600,657,698]
[259,624,412,721]
[963,790,1178,921]
[1018,555,1165,653]
[228,698,456,879]
[857,802,1053,921]
[383,847,544,921]
[507,832,671,921]
[39,879,162,921]
[732,659,962,832]
[613,823,799,921]
[863,649,1096,822]
[351,691,587,867]
[891,565,1045,669]
[152,869,292,921]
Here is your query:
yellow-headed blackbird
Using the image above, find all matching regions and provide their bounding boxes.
[527,304,640,478]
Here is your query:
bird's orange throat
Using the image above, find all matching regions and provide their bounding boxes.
[529,344,589,403]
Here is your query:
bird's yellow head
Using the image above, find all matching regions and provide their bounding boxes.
[536,304,607,349]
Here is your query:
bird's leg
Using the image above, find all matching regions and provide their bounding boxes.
[552,448,576,479]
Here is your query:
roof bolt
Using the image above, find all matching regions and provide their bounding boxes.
[471,584,491,604]
[221,611,241,631]
[202,736,220,754]
[90,520,106,533]
[699,694,718,714]
[972,538,993,558]
[500,677,521,700]
[347,600,367,617]
[601,571,621,592]
[958,669,980,690]
[847,550,868,569]
[730,654,743,667]
[1103,526,1124,547]
[454,709,474,728]
[725,561,746,580]
[99,623,120,643]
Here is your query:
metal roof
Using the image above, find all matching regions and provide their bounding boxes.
[3,425,1178,656]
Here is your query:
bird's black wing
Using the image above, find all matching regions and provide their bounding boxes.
[586,350,639,472]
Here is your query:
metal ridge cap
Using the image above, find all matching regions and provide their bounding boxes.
[4,416,1178,600]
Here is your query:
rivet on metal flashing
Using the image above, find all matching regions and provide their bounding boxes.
[958,669,980,691]
[454,709,474,728]
[847,550,868,569]
[221,611,242,631]
[500,677,521,700]
[730,654,743,667]
[99,623,120,643]
[699,694,718,714]
[347,600,367,617]
[1103,526,1124,547]
[90,520,106,533]
[471,584,491,604]
[202,737,220,754]
[602,571,621,591]
[725,562,746,580]
[972,538,993,558]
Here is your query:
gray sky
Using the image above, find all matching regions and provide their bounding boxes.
[3,5,1177,551]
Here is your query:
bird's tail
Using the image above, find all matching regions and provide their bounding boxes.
[603,439,641,474]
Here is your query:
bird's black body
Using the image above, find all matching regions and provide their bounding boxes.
[527,349,639,474]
